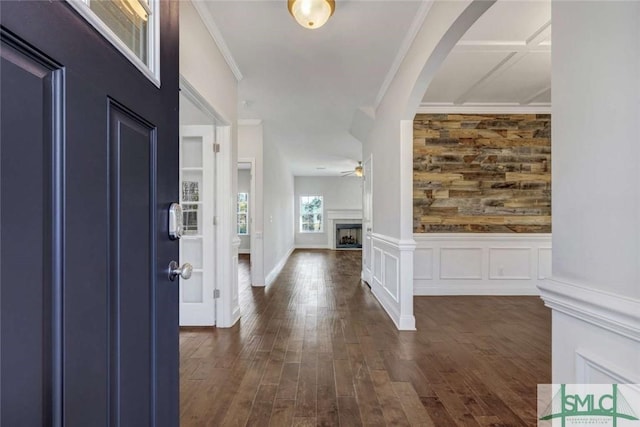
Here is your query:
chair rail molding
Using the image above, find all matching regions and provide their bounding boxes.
[538,278,640,342]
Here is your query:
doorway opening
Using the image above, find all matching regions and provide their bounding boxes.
[237,159,256,287]
[178,78,218,327]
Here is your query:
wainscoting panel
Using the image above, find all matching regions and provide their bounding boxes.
[384,253,399,301]
[440,248,483,280]
[538,248,552,280]
[414,248,433,280]
[488,248,531,280]
[370,233,416,330]
[414,234,551,295]
[575,350,639,384]
[373,248,383,288]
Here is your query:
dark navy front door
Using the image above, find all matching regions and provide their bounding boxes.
[1,1,180,425]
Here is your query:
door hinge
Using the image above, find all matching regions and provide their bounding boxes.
[213,289,220,299]
[213,216,218,226]
[213,143,221,153]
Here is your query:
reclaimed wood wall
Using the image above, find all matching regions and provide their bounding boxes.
[413,114,551,233]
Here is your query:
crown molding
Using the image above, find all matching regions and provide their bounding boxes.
[191,0,243,82]
[416,102,551,114]
[373,0,434,110]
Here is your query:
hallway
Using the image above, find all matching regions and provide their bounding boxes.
[180,250,550,426]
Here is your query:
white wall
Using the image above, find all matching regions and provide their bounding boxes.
[180,0,239,327]
[238,123,265,286]
[237,169,251,252]
[539,0,640,384]
[294,176,362,248]
[263,139,295,286]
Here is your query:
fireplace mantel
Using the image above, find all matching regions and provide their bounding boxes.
[327,209,362,220]
[327,210,363,249]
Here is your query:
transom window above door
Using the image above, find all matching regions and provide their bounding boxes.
[67,0,160,85]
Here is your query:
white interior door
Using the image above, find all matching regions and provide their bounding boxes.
[179,125,216,326]
[362,156,373,284]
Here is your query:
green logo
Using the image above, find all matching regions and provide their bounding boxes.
[539,384,639,427]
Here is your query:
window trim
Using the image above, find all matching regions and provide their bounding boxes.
[299,195,324,234]
[237,192,249,236]
[66,0,161,87]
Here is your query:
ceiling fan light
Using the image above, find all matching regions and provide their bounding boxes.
[288,0,335,29]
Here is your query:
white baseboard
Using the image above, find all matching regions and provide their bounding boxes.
[231,305,241,326]
[238,248,251,254]
[265,246,294,286]
[294,244,329,249]
[415,283,539,296]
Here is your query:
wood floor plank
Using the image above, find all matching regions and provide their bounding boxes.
[316,359,339,427]
[334,358,355,397]
[291,417,316,427]
[337,396,363,427]
[392,381,435,426]
[269,399,295,427]
[180,251,550,427]
[245,384,278,427]
[293,360,317,418]
[262,359,284,385]
[219,359,268,426]
[350,359,385,425]
[277,362,300,400]
[370,370,411,427]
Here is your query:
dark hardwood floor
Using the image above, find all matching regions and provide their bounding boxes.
[180,250,550,426]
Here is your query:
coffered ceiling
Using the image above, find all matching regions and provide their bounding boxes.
[198,1,551,176]
[421,0,551,110]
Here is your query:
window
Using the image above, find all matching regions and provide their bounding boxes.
[300,195,323,233]
[237,193,249,235]
[67,0,159,85]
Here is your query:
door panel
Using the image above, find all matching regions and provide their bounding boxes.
[109,105,155,425]
[0,1,179,425]
[0,32,61,427]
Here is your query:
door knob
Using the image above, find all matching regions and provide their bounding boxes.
[168,261,193,281]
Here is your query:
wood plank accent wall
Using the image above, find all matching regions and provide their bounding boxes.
[413,114,551,233]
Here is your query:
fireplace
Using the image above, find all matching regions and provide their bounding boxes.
[335,223,362,249]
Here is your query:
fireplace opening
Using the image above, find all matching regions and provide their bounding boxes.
[335,223,362,249]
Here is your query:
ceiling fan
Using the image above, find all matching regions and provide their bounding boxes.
[341,161,363,177]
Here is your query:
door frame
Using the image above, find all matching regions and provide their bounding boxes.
[362,154,374,284]
[179,75,239,327]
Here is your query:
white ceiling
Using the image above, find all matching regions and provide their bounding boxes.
[200,1,551,176]
[422,0,551,108]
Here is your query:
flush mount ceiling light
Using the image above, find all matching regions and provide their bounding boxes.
[287,0,335,29]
